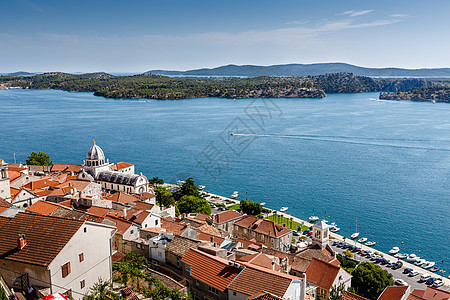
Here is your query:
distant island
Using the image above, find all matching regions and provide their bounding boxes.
[0,72,441,100]
[146,63,450,77]
[380,86,450,103]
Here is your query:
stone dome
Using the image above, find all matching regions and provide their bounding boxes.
[86,143,105,161]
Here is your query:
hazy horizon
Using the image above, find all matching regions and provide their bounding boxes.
[1,0,450,73]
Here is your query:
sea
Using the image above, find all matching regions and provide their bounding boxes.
[0,89,449,273]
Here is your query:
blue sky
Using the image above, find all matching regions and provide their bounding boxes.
[1,0,449,72]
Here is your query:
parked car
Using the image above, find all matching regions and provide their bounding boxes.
[433,280,444,288]
[392,262,402,270]
[210,203,216,208]
[409,270,419,277]
[420,274,431,282]
[426,277,437,285]
[395,279,408,286]
[293,231,300,236]
[403,268,413,274]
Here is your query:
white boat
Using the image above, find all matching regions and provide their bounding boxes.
[330,227,340,232]
[260,202,266,206]
[366,241,376,246]
[309,216,319,222]
[280,207,288,212]
[398,253,408,259]
[389,247,400,254]
[415,259,426,266]
[231,191,239,198]
[407,254,419,262]
[323,220,329,224]
[422,261,435,269]
[330,222,336,227]
[198,185,205,190]
[176,180,185,186]
[394,253,400,258]
[351,232,360,239]
[358,238,368,243]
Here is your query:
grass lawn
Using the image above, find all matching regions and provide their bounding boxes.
[266,214,310,232]
[227,204,241,210]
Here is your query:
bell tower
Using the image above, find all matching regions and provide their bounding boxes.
[0,159,12,202]
[312,220,329,249]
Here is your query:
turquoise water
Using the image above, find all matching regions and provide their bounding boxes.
[1,89,449,272]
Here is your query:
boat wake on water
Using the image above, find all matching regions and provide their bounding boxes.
[230,133,450,152]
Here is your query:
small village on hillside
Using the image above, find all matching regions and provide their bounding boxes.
[0,143,448,300]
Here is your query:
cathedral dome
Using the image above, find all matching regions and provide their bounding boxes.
[86,142,105,161]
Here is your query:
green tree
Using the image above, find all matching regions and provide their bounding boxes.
[26,151,53,166]
[149,177,164,186]
[351,262,394,300]
[154,186,176,208]
[175,177,200,200]
[327,282,346,300]
[0,284,7,300]
[177,195,211,214]
[83,278,122,300]
[240,199,262,215]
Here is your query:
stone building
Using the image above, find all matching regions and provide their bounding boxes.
[0,159,11,201]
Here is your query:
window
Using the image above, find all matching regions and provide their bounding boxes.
[208,286,219,295]
[61,262,71,278]
[155,219,158,226]
[145,224,147,228]
[130,230,134,234]
[233,292,237,296]
[80,280,85,289]
[79,253,84,262]
[64,290,72,298]
[84,227,87,233]
[185,264,191,273]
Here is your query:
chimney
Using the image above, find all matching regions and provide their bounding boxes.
[123,207,127,219]
[18,234,27,250]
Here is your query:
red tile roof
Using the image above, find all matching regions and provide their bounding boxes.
[198,223,220,235]
[228,263,299,297]
[108,192,140,204]
[24,178,59,191]
[181,248,241,292]
[0,212,84,266]
[51,164,82,173]
[247,292,285,300]
[8,170,22,182]
[214,210,243,224]
[133,211,150,225]
[0,197,12,208]
[133,201,155,211]
[112,162,134,171]
[161,218,187,235]
[379,286,410,300]
[340,290,369,300]
[305,258,341,290]
[234,215,292,238]
[105,215,134,235]
[238,252,281,271]
[26,200,60,215]
[414,286,450,300]
[197,231,225,245]
[55,180,91,191]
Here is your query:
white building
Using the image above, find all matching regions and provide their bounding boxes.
[0,159,11,201]
[79,142,149,194]
[148,234,174,264]
[0,212,115,300]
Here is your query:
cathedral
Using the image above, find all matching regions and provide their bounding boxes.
[78,142,149,194]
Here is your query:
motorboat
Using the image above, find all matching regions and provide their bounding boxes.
[415,259,426,266]
[389,247,400,254]
[407,254,419,262]
[260,202,266,206]
[330,227,340,233]
[198,185,206,190]
[309,216,319,222]
[358,238,368,243]
[430,266,440,272]
[422,261,435,269]
[330,222,336,227]
[231,191,239,198]
[398,253,408,259]
[366,241,376,246]
[394,253,400,258]
[280,207,288,212]
[351,232,360,239]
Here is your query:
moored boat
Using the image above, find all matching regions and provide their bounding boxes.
[309,216,319,222]
[330,227,340,232]
[231,191,239,198]
[351,232,360,239]
[280,206,288,212]
[389,247,400,254]
[422,261,435,269]
[366,241,376,246]
[415,258,426,266]
[260,202,266,206]
[358,237,368,243]
[398,253,408,259]
[407,254,419,262]
[430,266,440,272]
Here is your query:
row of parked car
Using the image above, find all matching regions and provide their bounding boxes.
[332,240,444,288]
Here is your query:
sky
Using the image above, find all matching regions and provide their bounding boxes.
[1,0,449,73]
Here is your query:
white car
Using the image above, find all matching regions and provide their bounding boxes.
[420,273,431,282]
[433,280,444,288]
[395,279,408,286]
[409,270,419,277]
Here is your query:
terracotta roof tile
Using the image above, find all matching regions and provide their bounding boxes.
[0,197,12,208]
[182,248,241,292]
[305,258,341,290]
[24,178,59,191]
[165,236,200,257]
[238,252,281,271]
[112,251,125,263]
[340,290,369,300]
[26,200,59,215]
[228,263,299,297]
[51,164,82,173]
[133,211,150,225]
[8,170,21,182]
[296,244,334,262]
[0,216,12,229]
[234,216,292,238]
[112,162,134,171]
[214,210,243,224]
[246,292,286,300]
[197,231,225,245]
[161,218,187,235]
[198,223,220,236]
[378,286,409,300]
[0,212,83,266]
[420,286,450,299]
[55,180,91,191]
[133,201,155,211]
[108,192,140,204]
[105,215,134,235]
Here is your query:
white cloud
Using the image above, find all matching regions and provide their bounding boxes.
[342,10,374,17]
